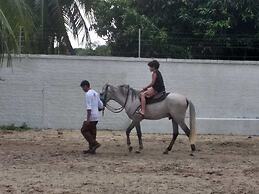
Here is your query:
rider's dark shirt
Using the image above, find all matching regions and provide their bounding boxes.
[153,70,165,93]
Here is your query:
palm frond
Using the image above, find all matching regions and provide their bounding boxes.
[62,1,91,45]
[0,9,17,42]
[0,0,34,66]
[0,9,17,66]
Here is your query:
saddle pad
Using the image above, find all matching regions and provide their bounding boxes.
[146,92,170,104]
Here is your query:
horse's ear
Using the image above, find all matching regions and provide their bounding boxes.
[116,83,124,87]
[101,82,108,91]
[103,82,109,88]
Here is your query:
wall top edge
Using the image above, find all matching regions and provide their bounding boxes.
[10,54,259,65]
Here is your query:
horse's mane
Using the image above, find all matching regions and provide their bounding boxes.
[118,84,140,97]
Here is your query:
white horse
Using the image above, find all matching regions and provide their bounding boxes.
[100,84,197,154]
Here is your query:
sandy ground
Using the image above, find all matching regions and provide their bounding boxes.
[0,129,258,194]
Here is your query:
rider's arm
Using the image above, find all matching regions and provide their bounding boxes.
[143,71,157,90]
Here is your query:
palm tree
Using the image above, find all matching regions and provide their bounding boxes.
[1,0,93,62]
[27,0,93,55]
[0,0,33,66]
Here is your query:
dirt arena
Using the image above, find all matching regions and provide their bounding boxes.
[0,129,258,194]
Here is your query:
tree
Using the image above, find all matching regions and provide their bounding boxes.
[0,0,33,66]
[180,0,259,59]
[25,0,94,55]
[90,0,259,60]
[90,0,170,57]
[1,0,95,59]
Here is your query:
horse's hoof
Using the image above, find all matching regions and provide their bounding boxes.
[190,153,194,157]
[139,146,143,150]
[135,150,141,154]
[191,144,196,152]
[163,150,169,154]
[128,146,133,152]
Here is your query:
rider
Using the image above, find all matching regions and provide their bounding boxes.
[139,60,165,116]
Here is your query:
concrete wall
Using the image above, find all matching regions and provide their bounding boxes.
[0,55,259,135]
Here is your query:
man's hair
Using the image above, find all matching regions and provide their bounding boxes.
[148,60,160,69]
[80,80,90,87]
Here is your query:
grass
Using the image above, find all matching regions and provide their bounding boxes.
[0,123,31,131]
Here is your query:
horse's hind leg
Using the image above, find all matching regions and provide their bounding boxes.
[179,122,196,152]
[163,120,179,154]
[126,121,135,152]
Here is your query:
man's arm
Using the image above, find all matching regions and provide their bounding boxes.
[98,95,104,111]
[85,93,92,123]
[86,110,91,123]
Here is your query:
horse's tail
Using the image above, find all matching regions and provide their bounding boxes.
[188,100,197,146]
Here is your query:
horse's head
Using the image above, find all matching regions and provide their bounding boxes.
[100,84,130,107]
[100,83,110,107]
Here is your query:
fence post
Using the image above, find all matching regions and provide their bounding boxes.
[138,28,141,58]
[41,87,45,128]
[18,26,23,54]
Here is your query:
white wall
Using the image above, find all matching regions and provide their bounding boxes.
[0,55,258,135]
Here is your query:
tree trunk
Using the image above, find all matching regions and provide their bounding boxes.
[63,31,75,55]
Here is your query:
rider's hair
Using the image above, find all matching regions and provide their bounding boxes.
[148,60,160,69]
[80,80,90,87]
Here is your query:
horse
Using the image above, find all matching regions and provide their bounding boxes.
[100,84,197,154]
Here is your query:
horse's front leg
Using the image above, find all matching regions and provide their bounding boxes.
[126,121,135,152]
[135,122,143,153]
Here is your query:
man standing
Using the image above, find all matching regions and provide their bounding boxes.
[80,80,103,154]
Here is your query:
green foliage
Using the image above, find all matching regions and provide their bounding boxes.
[1,0,259,59]
[25,0,92,55]
[75,45,111,56]
[0,123,31,131]
[0,0,34,66]
[91,0,259,60]
[0,0,94,57]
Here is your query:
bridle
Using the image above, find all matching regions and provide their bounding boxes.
[102,85,130,113]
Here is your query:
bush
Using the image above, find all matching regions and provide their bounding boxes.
[0,123,31,131]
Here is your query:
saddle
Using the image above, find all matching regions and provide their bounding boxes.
[146,91,170,105]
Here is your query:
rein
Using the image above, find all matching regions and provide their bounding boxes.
[103,85,130,113]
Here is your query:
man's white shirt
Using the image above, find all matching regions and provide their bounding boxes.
[85,89,103,121]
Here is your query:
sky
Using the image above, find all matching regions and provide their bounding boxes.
[68,29,106,49]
